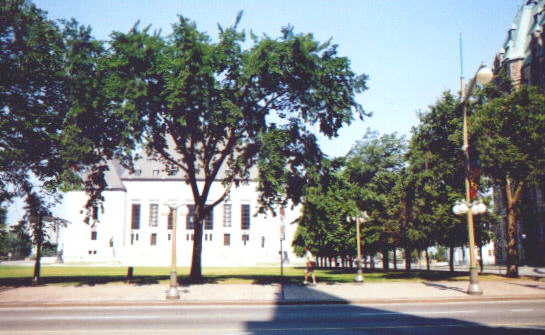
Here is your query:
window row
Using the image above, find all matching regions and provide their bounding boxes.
[130,203,250,231]
[126,232,258,247]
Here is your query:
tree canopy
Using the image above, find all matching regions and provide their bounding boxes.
[105,14,368,280]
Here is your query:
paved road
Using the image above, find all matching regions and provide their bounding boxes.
[1,300,544,334]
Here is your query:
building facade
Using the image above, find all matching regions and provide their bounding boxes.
[493,0,545,266]
[54,159,301,266]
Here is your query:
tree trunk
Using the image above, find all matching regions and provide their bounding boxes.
[449,246,454,272]
[189,215,204,282]
[505,178,524,278]
[32,218,43,285]
[382,248,390,271]
[405,248,412,271]
[425,248,430,271]
[478,245,484,273]
[393,249,397,270]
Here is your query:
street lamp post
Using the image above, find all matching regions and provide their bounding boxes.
[455,62,493,295]
[347,211,369,283]
[165,202,186,299]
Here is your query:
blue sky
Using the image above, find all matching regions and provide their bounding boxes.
[34,0,520,157]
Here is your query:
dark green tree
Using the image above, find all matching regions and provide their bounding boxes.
[106,15,367,281]
[406,92,470,271]
[472,85,545,277]
[344,130,406,269]
[293,162,359,264]
[1,1,137,282]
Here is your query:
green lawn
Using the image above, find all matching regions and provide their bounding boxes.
[0,264,506,286]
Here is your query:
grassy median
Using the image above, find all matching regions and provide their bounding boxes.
[0,264,507,286]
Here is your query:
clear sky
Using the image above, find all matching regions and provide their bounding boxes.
[34,0,520,157]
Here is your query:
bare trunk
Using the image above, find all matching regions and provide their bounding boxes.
[405,248,412,271]
[382,248,390,271]
[505,178,524,278]
[189,214,203,283]
[449,246,454,272]
[478,245,484,273]
[393,249,397,270]
[32,218,43,285]
[425,248,430,271]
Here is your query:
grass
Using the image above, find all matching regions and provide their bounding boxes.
[0,264,507,287]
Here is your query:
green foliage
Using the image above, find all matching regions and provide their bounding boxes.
[5,221,33,258]
[295,131,406,260]
[473,85,545,187]
[406,92,467,250]
[344,130,406,254]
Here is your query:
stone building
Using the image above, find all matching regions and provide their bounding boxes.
[493,0,545,266]
[53,157,301,266]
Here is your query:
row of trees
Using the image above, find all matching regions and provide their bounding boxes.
[1,0,367,282]
[294,78,545,277]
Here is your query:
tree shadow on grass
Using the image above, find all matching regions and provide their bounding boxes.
[0,275,169,287]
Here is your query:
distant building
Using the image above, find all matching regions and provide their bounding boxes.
[54,158,300,266]
[493,0,545,266]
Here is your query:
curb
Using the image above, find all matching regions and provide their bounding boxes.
[1,295,545,308]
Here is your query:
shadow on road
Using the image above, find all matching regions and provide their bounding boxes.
[244,284,545,334]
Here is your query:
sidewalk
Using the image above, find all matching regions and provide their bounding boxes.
[1,279,545,307]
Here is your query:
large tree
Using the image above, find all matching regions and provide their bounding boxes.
[106,15,367,281]
[344,130,406,269]
[407,92,467,271]
[1,0,135,282]
[473,85,545,277]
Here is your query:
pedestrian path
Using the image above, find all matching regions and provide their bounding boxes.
[1,279,545,307]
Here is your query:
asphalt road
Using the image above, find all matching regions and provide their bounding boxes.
[1,300,544,335]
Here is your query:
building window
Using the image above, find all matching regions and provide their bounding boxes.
[152,169,160,176]
[224,233,231,246]
[131,204,141,230]
[168,233,171,241]
[205,209,214,230]
[167,211,173,230]
[92,205,99,221]
[131,233,139,245]
[241,204,250,230]
[261,236,265,248]
[150,233,157,246]
[223,204,232,227]
[186,205,195,229]
[242,233,249,246]
[149,204,158,227]
[91,231,97,240]
[205,233,213,241]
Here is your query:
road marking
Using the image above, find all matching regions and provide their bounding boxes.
[511,309,534,312]
[359,310,475,316]
[407,310,475,315]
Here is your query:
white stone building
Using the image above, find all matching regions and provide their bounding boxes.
[54,158,301,266]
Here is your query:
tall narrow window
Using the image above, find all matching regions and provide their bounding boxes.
[223,204,232,227]
[205,209,214,230]
[241,204,250,230]
[224,233,231,246]
[92,206,99,221]
[131,204,141,230]
[91,231,97,240]
[149,204,158,227]
[150,233,157,246]
[167,211,173,230]
[186,205,195,229]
